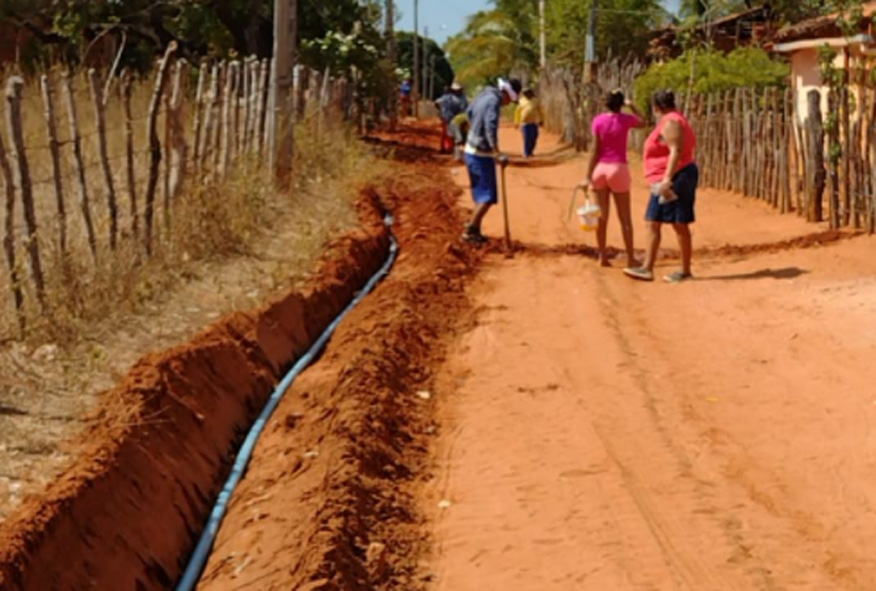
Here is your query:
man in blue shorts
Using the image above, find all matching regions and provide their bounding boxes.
[462,77,522,244]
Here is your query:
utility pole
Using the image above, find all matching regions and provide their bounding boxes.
[423,25,430,100]
[585,0,598,83]
[413,0,419,117]
[539,0,546,69]
[387,0,397,130]
[429,55,436,99]
[272,0,297,186]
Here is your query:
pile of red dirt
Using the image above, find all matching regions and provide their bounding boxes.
[0,192,392,591]
[193,149,480,591]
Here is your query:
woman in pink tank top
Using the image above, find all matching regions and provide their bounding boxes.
[582,90,645,267]
[624,90,699,284]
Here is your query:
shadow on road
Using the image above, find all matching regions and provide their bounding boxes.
[700,267,810,281]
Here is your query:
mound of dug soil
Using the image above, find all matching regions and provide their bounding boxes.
[0,192,392,591]
[196,152,479,591]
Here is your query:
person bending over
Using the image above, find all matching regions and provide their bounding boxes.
[462,77,522,244]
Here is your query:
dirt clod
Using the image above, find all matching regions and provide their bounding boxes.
[366,541,389,580]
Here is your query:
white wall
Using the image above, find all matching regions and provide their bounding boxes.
[790,46,862,125]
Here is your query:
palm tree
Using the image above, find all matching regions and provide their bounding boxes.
[445,9,537,89]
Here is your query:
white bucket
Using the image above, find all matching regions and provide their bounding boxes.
[577,201,601,231]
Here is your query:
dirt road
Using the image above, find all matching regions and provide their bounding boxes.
[426,127,876,590]
[110,122,876,591]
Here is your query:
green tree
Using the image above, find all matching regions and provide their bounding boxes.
[446,0,667,87]
[0,0,383,72]
[633,47,789,111]
[544,0,666,64]
[395,32,454,100]
[445,9,535,89]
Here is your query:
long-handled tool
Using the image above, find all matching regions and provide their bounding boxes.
[499,156,512,253]
[568,186,582,222]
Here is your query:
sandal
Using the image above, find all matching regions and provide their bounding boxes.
[461,226,487,245]
[663,271,694,284]
[623,267,654,282]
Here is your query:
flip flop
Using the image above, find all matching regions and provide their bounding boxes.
[624,267,654,282]
[663,271,694,284]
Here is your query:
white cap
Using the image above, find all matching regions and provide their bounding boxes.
[497,78,518,102]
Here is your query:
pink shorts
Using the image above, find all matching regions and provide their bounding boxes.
[591,162,632,193]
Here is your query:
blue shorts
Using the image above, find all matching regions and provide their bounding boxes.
[646,164,699,224]
[465,153,498,205]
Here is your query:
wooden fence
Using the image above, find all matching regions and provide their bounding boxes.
[0,45,353,335]
[540,60,875,233]
[539,59,646,151]
[684,85,874,232]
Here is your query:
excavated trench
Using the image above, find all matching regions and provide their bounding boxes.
[0,125,476,591]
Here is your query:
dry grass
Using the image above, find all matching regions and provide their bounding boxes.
[0,79,389,520]
[0,69,380,346]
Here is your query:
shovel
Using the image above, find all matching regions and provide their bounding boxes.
[499,155,511,253]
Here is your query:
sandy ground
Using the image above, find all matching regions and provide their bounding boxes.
[13,119,873,591]
[426,126,876,590]
[0,176,358,522]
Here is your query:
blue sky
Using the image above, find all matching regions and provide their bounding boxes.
[397,0,682,46]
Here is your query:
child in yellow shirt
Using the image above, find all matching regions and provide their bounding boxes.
[514,88,545,158]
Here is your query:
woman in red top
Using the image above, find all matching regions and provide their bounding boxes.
[624,90,699,283]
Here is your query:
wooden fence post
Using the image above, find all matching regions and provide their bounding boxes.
[229,61,241,166]
[826,88,841,228]
[199,64,219,172]
[702,93,713,187]
[742,88,753,197]
[210,62,225,175]
[805,89,826,223]
[781,88,793,214]
[88,69,119,250]
[39,73,67,256]
[6,77,46,310]
[163,64,173,220]
[256,59,269,158]
[243,57,254,155]
[144,42,178,256]
[851,72,865,229]
[869,80,876,232]
[840,65,852,227]
[0,112,24,332]
[730,89,741,192]
[169,59,188,202]
[61,72,97,260]
[793,89,807,214]
[265,57,277,172]
[120,69,138,237]
[192,63,207,172]
[296,66,309,121]
[221,60,234,178]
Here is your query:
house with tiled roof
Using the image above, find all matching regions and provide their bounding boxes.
[772,2,876,122]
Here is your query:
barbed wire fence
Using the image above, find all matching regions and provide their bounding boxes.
[0,47,353,340]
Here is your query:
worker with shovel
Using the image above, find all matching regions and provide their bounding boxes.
[436,82,468,155]
[462,77,522,244]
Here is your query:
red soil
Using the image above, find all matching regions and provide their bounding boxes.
[195,142,479,591]
[0,124,479,591]
[425,125,876,591]
[0,193,391,591]
[10,119,870,591]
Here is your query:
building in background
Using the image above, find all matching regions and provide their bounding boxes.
[772,2,876,124]
[648,6,775,62]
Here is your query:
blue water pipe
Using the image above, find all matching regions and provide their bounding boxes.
[175,215,399,591]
